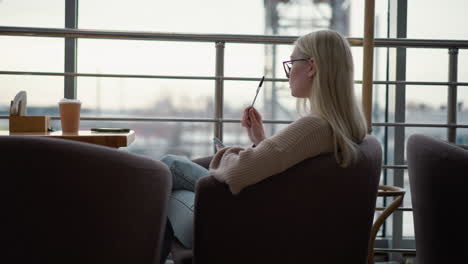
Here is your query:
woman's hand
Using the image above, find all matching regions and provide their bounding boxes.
[215,144,224,152]
[241,107,266,146]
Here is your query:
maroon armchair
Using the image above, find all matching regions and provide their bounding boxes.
[407,134,468,264]
[171,135,382,264]
[0,136,172,264]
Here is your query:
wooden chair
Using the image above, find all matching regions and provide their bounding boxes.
[368,185,406,263]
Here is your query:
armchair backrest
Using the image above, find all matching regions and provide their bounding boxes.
[407,134,468,264]
[0,136,171,264]
[192,135,382,264]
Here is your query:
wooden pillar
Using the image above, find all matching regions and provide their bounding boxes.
[363,0,375,133]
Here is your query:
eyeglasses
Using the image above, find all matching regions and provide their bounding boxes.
[282,58,311,78]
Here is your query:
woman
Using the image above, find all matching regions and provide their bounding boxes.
[159,29,367,263]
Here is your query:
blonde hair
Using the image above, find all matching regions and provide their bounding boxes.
[295,30,367,167]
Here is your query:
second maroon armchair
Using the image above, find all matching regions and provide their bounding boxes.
[172,135,382,264]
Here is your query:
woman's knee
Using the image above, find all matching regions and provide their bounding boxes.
[160,154,209,192]
[160,154,186,167]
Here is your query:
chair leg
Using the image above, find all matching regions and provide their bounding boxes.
[368,185,405,264]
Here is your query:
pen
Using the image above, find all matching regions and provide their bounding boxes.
[250,76,265,108]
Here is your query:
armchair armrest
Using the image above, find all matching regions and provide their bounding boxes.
[456,144,468,151]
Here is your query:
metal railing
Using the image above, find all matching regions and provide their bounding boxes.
[1,27,467,153]
[1,26,468,139]
[2,26,468,47]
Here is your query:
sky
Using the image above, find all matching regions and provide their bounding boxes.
[1,0,468,113]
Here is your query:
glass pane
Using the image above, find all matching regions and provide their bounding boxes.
[373,84,388,124]
[224,80,263,120]
[0,75,64,117]
[0,119,7,131]
[374,46,388,80]
[275,0,387,37]
[403,211,414,237]
[352,46,387,84]
[385,126,395,167]
[222,122,250,147]
[404,170,414,237]
[222,123,258,147]
[385,84,397,124]
[351,47,363,82]
[78,39,214,76]
[457,87,468,124]
[79,0,264,34]
[276,1,332,36]
[349,0,388,38]
[222,122,291,147]
[273,45,388,84]
[458,51,468,124]
[354,84,363,107]
[408,0,468,39]
[225,43,266,78]
[354,83,366,122]
[224,80,299,122]
[80,120,214,160]
[77,78,214,119]
[403,170,412,208]
[456,128,468,145]
[459,50,468,82]
[406,86,448,124]
[79,0,389,37]
[78,0,389,38]
[273,44,295,79]
[224,43,294,80]
[273,82,302,120]
[406,49,448,82]
[0,0,64,28]
[0,36,64,72]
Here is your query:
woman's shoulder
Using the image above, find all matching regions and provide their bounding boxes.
[270,114,331,143]
[292,114,330,130]
[266,114,333,153]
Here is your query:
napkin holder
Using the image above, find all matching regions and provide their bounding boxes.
[9,91,50,132]
[9,115,51,133]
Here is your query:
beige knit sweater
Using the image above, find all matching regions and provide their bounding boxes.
[209,115,335,194]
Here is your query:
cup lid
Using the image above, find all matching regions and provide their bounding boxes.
[59,98,81,104]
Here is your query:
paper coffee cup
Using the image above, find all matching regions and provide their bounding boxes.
[59,99,81,133]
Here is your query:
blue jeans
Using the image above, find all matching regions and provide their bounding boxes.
[161,154,209,192]
[159,155,210,263]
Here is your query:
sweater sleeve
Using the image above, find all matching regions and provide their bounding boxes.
[209,116,334,194]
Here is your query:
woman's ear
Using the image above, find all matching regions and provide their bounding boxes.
[307,60,316,78]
